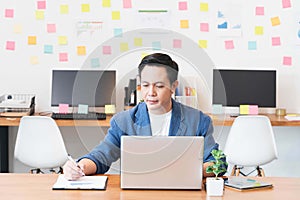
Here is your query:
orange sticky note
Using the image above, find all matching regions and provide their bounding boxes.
[198,40,207,48]
[200,23,209,32]
[272,37,281,46]
[173,39,182,48]
[6,41,15,50]
[103,46,112,54]
[28,36,37,45]
[180,20,189,28]
[112,11,120,20]
[225,40,234,49]
[77,46,86,55]
[179,2,188,10]
[271,16,280,26]
[30,56,39,65]
[283,56,292,66]
[59,53,68,62]
[255,26,264,35]
[59,104,69,114]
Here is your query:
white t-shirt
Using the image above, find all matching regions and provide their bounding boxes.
[148,110,172,136]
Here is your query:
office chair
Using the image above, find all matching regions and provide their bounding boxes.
[224,115,278,177]
[14,116,68,174]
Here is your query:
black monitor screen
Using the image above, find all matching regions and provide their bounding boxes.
[213,69,276,107]
[51,70,116,107]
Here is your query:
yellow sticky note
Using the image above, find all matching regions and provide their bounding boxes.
[105,105,116,114]
[102,0,111,7]
[240,105,249,115]
[58,36,68,45]
[200,3,209,12]
[134,38,143,46]
[120,42,129,52]
[81,4,90,12]
[35,10,44,20]
[28,36,37,45]
[271,16,280,26]
[198,40,207,48]
[77,46,86,55]
[255,26,264,35]
[14,24,22,33]
[180,20,189,28]
[30,56,39,64]
[112,11,120,20]
[60,5,69,14]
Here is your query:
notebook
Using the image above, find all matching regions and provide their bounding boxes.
[225,177,273,191]
[120,136,204,190]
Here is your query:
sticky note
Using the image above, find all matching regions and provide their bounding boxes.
[102,0,111,7]
[28,36,37,45]
[35,10,44,20]
[249,105,259,115]
[105,105,116,114]
[58,36,68,45]
[173,39,182,48]
[37,1,46,9]
[77,46,86,55]
[30,56,39,64]
[6,41,15,51]
[282,0,291,8]
[13,24,22,33]
[200,3,208,12]
[271,16,280,26]
[212,104,223,114]
[60,5,69,14]
[179,2,188,10]
[134,38,143,46]
[59,104,69,114]
[59,53,68,62]
[5,9,14,18]
[198,40,207,48]
[248,41,257,50]
[255,26,264,35]
[225,40,234,50]
[91,58,100,68]
[152,41,161,50]
[78,104,88,114]
[272,37,281,46]
[81,4,90,12]
[103,46,112,54]
[112,11,120,20]
[44,45,53,54]
[114,28,123,37]
[47,24,56,33]
[120,42,129,52]
[240,105,249,115]
[283,56,292,66]
[123,0,132,8]
[200,23,209,32]
[255,6,264,16]
[180,20,189,28]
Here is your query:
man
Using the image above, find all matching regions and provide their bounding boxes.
[63,53,224,180]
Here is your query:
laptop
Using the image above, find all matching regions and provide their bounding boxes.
[120,136,204,190]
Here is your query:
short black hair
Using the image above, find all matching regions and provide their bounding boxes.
[138,53,179,84]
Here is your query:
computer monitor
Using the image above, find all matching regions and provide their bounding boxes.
[51,70,116,107]
[213,69,276,107]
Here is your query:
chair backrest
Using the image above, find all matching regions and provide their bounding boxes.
[224,115,278,167]
[14,116,68,169]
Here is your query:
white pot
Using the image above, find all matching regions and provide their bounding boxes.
[206,177,224,196]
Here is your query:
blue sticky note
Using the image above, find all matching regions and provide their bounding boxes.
[152,41,161,50]
[114,28,123,37]
[91,58,100,68]
[44,44,53,54]
[212,104,223,114]
[78,104,88,114]
[248,41,257,50]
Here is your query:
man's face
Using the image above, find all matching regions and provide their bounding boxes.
[141,65,178,114]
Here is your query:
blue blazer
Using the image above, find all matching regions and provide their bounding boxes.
[81,99,220,174]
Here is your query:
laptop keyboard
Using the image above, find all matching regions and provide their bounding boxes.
[51,112,106,120]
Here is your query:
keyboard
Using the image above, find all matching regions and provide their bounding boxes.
[51,112,106,120]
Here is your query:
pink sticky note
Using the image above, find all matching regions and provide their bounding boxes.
[283,56,292,66]
[255,6,264,16]
[37,1,46,9]
[6,41,15,50]
[123,0,132,8]
[272,37,281,46]
[59,104,69,114]
[5,9,14,18]
[103,46,112,55]
[59,53,68,62]
[282,0,291,8]
[249,105,259,115]
[225,40,234,50]
[178,2,188,10]
[173,39,182,48]
[200,23,209,32]
[47,24,56,33]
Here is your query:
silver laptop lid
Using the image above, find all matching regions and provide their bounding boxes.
[120,136,204,189]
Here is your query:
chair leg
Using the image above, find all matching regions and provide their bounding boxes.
[231,165,237,176]
[257,166,265,177]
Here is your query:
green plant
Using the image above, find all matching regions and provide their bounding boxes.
[206,149,228,179]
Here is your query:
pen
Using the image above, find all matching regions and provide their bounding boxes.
[67,154,85,176]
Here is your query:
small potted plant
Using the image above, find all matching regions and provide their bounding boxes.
[205,149,228,196]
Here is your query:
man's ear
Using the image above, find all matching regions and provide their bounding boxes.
[171,80,179,93]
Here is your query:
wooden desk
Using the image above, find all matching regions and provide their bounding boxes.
[0,174,299,200]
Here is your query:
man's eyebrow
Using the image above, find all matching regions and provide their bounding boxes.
[141,81,165,84]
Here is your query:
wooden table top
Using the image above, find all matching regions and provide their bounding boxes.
[0,174,299,200]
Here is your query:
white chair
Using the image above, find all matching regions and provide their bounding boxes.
[224,115,278,177]
[14,116,68,173]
